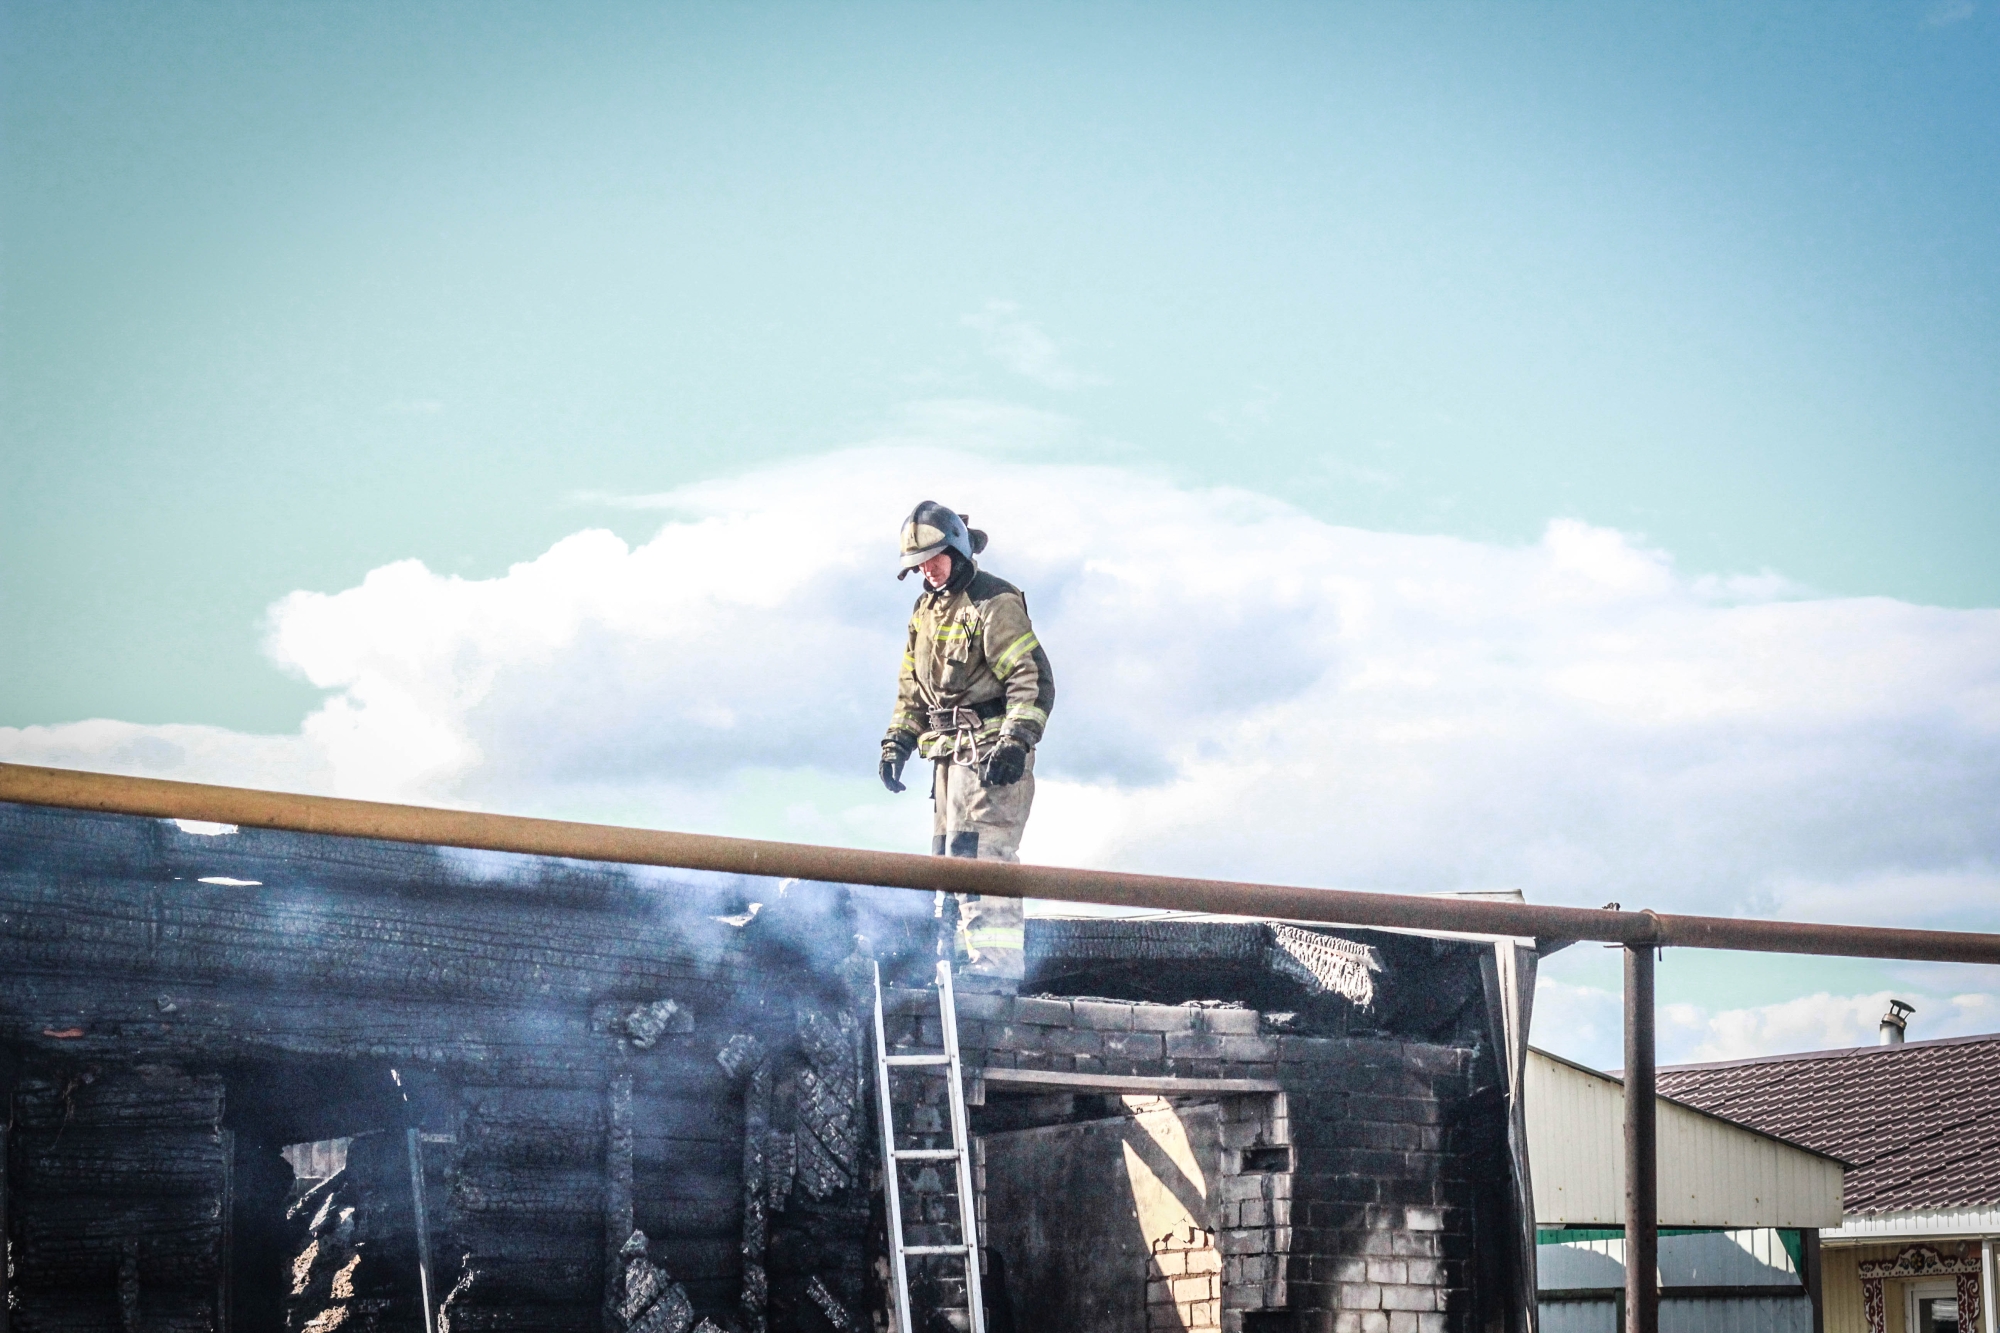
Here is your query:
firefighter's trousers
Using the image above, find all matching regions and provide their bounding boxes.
[931,751,1033,986]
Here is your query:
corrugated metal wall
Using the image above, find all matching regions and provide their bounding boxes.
[1542,1295,1812,1333]
[1542,1299,1620,1333]
[1526,1050,1845,1228]
[1540,1231,1811,1333]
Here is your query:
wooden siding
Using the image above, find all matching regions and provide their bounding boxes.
[1821,1243,1910,1333]
[1526,1049,1844,1228]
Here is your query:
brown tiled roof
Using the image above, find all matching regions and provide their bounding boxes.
[1656,1033,2000,1215]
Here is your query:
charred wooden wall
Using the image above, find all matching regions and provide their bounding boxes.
[8,1065,228,1333]
[0,801,1516,1333]
[0,801,932,1333]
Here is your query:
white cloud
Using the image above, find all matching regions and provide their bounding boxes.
[1535,977,2000,1070]
[1,718,333,794]
[961,301,1106,390]
[5,437,1998,943]
[1672,990,1981,1063]
[1924,0,1975,28]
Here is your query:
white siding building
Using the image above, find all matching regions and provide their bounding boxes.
[1527,1048,1846,1333]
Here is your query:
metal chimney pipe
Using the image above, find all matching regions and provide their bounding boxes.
[1879,1000,1914,1045]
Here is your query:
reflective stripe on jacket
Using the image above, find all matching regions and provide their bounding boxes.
[888,569,1055,760]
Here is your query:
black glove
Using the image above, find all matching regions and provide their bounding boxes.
[980,737,1029,788]
[880,739,911,793]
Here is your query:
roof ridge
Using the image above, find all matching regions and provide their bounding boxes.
[1657,1031,2000,1074]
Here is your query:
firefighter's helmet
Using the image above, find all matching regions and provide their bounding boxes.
[897,501,988,578]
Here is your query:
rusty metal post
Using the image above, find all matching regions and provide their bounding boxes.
[1624,944,1657,1333]
[1803,1229,1825,1333]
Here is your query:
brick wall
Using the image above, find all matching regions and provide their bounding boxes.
[879,990,1485,1333]
[954,993,1283,1080]
[1153,1225,1224,1332]
[1214,1091,1292,1316]
[1263,1038,1475,1333]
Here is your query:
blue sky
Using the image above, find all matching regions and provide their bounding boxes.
[4,2,1997,1067]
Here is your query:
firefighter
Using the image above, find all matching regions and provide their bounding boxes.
[879,501,1054,987]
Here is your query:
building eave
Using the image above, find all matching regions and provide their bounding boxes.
[1821,1205,2000,1244]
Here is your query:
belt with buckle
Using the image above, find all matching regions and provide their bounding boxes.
[927,699,1006,732]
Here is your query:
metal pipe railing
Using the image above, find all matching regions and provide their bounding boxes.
[3,762,1997,963]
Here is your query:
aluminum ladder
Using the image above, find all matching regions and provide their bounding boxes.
[870,958,986,1333]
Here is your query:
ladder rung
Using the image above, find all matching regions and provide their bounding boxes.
[893,1148,964,1160]
[902,1244,971,1256]
[885,1053,950,1066]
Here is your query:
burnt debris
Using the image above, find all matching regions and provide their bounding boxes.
[0,800,1534,1333]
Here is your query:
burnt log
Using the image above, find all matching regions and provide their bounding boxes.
[639,1238,740,1283]
[461,1087,608,1168]
[433,1305,600,1333]
[446,1256,602,1305]
[12,1196,222,1250]
[11,1227,221,1295]
[9,1291,218,1333]
[6,1066,227,1332]
[0,974,623,1086]
[0,866,732,1009]
[452,1167,604,1227]
[11,1074,224,1133]
[450,1228,599,1266]
[0,973,773,1096]
[12,1133,225,1196]
[628,1203,744,1250]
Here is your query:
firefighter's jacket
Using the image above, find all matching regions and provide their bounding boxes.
[889,568,1055,761]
